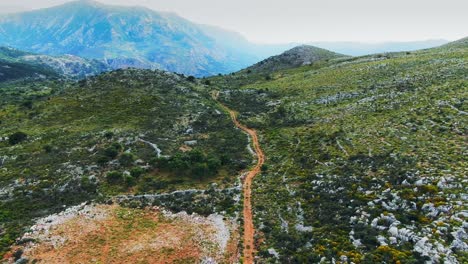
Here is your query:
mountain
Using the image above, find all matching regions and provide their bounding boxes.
[0,5,29,14]
[245,45,345,73]
[0,46,110,81]
[0,0,288,77]
[309,39,449,56]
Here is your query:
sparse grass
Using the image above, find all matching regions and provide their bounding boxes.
[0,69,248,256]
[7,205,230,263]
[210,45,467,262]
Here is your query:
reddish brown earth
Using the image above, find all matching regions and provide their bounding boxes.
[215,92,265,264]
[5,205,237,263]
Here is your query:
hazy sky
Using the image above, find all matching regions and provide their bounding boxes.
[0,0,467,44]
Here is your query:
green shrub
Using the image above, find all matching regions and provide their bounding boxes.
[165,150,222,178]
[124,175,136,187]
[119,153,136,167]
[43,144,53,153]
[186,76,196,82]
[104,143,122,159]
[80,176,96,192]
[104,148,119,159]
[106,171,123,184]
[130,167,145,178]
[8,132,28,145]
[104,131,114,139]
[22,100,33,109]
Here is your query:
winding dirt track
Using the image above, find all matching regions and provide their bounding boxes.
[213,92,265,263]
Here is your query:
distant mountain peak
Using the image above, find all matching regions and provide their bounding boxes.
[246,45,345,73]
[0,1,314,77]
[0,0,277,76]
[282,45,337,57]
[69,0,102,6]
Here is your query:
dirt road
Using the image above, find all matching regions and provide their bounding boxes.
[213,92,265,263]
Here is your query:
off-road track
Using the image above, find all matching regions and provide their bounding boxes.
[213,91,264,263]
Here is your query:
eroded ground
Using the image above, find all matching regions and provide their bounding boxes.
[4,203,239,263]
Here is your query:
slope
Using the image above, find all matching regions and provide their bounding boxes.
[0,0,288,77]
[0,47,110,81]
[213,93,265,264]
[0,48,58,82]
[0,69,250,257]
[211,42,467,262]
[245,45,346,73]
[438,36,468,50]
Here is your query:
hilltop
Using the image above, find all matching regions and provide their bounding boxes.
[245,45,345,73]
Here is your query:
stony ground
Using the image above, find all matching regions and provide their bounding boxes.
[3,203,239,263]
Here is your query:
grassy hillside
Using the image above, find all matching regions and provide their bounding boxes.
[1,38,466,262]
[244,45,345,74]
[0,47,58,82]
[211,42,467,263]
[0,69,249,256]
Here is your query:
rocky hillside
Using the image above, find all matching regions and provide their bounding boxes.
[440,37,468,49]
[0,47,110,81]
[210,38,467,263]
[0,0,290,77]
[5,203,238,263]
[0,48,57,82]
[0,69,249,257]
[244,45,345,73]
[1,33,466,262]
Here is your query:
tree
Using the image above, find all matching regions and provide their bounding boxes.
[8,132,28,145]
[43,144,53,153]
[124,175,136,187]
[119,153,136,167]
[130,167,145,178]
[193,162,208,178]
[207,157,221,171]
[106,171,123,184]
[186,76,196,82]
[104,143,122,159]
[22,100,33,109]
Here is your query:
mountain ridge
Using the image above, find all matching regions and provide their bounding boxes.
[244,45,346,73]
[0,1,452,77]
[0,0,272,76]
[0,46,110,81]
